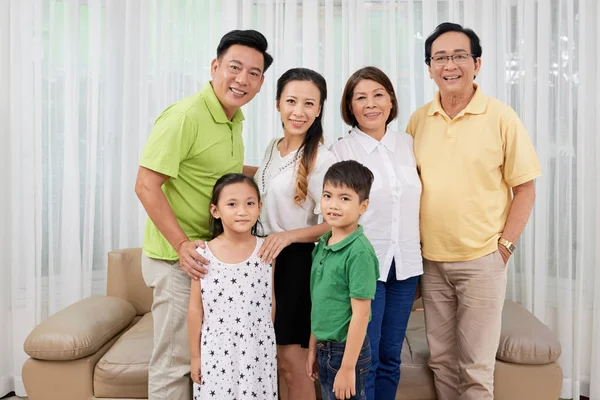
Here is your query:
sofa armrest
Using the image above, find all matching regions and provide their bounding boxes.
[24,296,136,361]
[497,300,561,365]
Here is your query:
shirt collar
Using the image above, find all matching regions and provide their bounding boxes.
[350,127,396,155]
[202,81,245,124]
[428,83,487,118]
[318,225,365,252]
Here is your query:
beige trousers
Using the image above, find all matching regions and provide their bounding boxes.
[142,255,192,400]
[421,251,507,400]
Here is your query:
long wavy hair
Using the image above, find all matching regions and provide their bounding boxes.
[276,68,327,206]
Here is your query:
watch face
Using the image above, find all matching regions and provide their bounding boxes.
[509,244,516,252]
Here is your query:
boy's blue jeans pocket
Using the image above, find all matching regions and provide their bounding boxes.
[317,337,371,400]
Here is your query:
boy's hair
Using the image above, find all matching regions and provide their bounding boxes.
[209,173,263,238]
[216,30,274,73]
[323,160,374,202]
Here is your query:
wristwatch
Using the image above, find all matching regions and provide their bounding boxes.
[498,238,516,254]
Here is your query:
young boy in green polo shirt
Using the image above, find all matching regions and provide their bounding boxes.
[306,160,379,400]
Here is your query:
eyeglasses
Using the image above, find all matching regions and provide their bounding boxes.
[429,53,475,65]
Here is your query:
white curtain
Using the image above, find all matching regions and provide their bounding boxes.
[2,0,598,398]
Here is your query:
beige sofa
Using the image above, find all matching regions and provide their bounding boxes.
[23,248,563,400]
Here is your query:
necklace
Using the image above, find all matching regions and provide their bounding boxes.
[259,139,303,195]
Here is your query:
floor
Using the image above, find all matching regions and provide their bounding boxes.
[0,392,591,400]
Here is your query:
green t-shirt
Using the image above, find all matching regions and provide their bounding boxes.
[140,82,245,260]
[310,225,380,342]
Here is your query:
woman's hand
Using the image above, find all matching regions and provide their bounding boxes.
[257,232,295,263]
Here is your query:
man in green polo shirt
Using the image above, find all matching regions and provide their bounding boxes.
[134,30,273,399]
[306,161,379,400]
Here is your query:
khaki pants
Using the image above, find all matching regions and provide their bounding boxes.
[142,255,192,400]
[421,251,507,400]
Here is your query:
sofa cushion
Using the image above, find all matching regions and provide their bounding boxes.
[398,310,436,400]
[108,248,153,316]
[497,300,561,364]
[24,296,136,361]
[94,312,153,398]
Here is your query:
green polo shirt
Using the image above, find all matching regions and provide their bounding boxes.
[140,81,245,260]
[310,226,379,342]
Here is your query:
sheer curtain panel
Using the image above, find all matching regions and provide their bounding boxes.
[2,0,599,398]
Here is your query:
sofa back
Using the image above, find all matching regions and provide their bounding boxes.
[107,248,153,316]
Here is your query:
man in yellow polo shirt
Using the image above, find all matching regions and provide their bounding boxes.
[134,30,272,399]
[406,23,541,400]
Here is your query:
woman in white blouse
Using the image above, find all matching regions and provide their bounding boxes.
[330,66,423,400]
[254,68,336,400]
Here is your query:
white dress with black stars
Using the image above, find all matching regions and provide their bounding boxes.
[193,237,277,400]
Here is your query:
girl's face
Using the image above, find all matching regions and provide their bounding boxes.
[277,80,322,139]
[350,79,393,136]
[210,182,261,235]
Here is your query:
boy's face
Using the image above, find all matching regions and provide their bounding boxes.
[320,182,369,229]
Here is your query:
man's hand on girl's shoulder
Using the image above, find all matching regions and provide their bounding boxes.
[176,240,209,280]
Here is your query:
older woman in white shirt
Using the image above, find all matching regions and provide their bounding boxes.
[254,68,336,400]
[330,66,423,400]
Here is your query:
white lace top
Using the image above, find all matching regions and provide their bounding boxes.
[254,138,337,235]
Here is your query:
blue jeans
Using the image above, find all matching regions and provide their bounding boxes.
[317,337,371,400]
[366,260,419,400]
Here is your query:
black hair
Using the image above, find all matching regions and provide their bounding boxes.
[209,173,263,238]
[276,68,327,206]
[424,22,482,66]
[216,30,274,73]
[323,160,375,203]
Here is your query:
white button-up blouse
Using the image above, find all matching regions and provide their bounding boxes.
[330,127,423,281]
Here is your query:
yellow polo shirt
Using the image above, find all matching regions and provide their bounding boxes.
[140,82,245,260]
[406,84,541,262]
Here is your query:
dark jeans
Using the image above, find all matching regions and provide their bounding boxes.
[366,260,419,400]
[317,337,372,400]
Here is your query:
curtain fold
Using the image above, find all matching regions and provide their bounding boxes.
[2,0,598,398]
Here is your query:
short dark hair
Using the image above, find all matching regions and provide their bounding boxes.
[209,173,263,238]
[340,66,398,128]
[424,22,482,66]
[216,30,274,73]
[323,161,374,202]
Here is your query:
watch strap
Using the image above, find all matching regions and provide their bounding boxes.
[498,238,516,254]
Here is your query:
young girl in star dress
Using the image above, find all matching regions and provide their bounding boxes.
[188,173,277,400]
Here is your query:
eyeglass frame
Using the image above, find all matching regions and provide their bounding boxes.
[427,53,478,65]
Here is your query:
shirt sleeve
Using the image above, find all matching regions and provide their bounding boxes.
[140,111,197,178]
[405,112,418,137]
[346,250,379,299]
[502,114,542,187]
[328,140,342,161]
[307,148,337,214]
[255,139,278,184]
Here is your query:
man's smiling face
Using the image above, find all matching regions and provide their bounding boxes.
[429,31,481,97]
[211,44,265,119]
